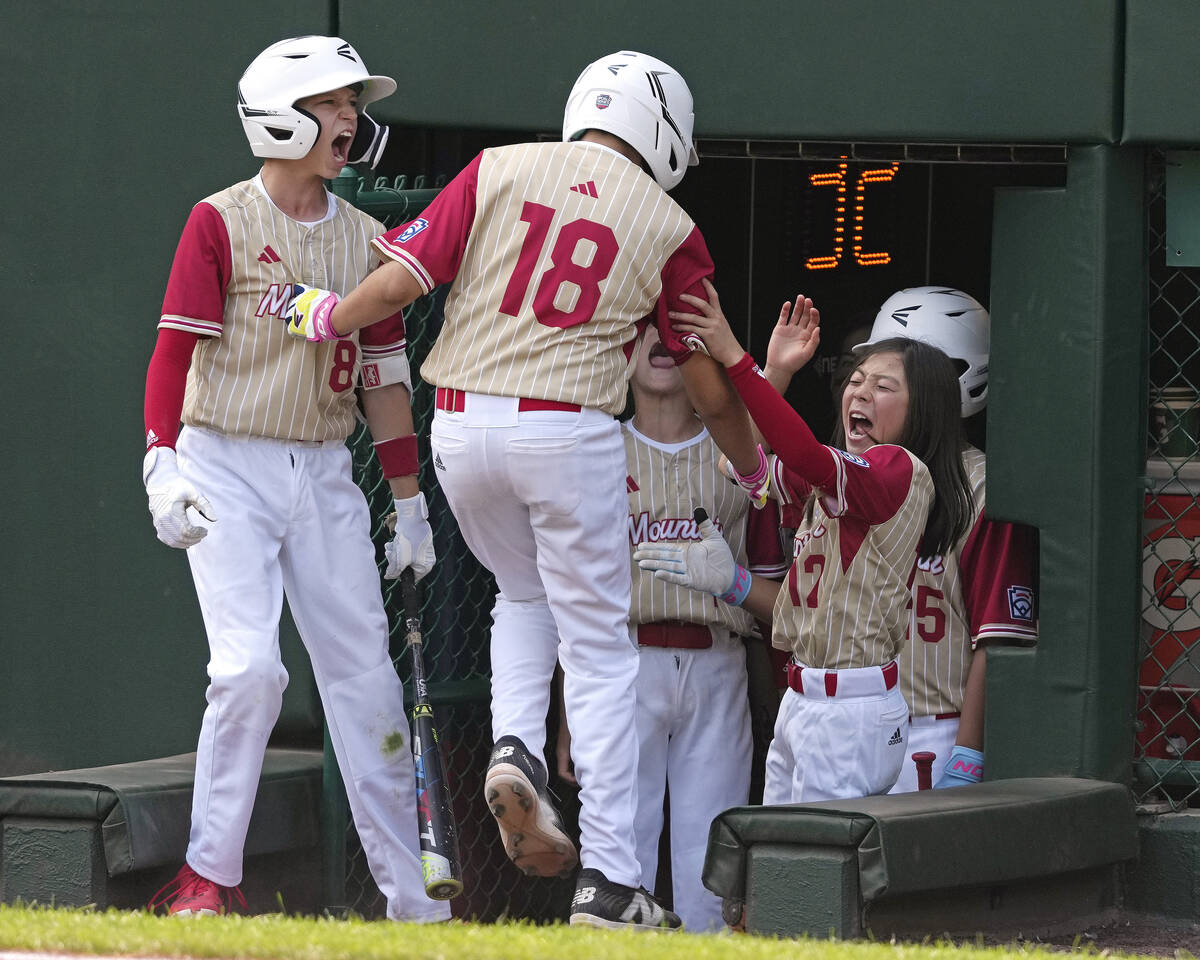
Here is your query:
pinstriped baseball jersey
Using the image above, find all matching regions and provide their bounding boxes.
[771,444,933,669]
[900,445,1040,715]
[373,141,713,415]
[624,423,789,635]
[159,175,407,442]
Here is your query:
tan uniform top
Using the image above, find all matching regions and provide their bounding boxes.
[624,422,789,635]
[373,141,715,415]
[158,175,407,442]
[900,446,1040,715]
[770,444,933,669]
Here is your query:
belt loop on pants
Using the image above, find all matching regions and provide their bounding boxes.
[786,659,899,698]
[637,620,713,649]
[435,387,581,414]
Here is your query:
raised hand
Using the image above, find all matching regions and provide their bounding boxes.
[765,295,821,384]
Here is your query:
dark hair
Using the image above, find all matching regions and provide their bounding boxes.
[833,337,973,560]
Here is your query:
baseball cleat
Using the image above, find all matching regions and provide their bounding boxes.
[484,734,577,877]
[569,867,682,931]
[146,863,246,916]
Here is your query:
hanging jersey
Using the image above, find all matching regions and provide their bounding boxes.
[624,422,789,635]
[373,141,713,415]
[159,176,407,441]
[900,445,1040,716]
[771,444,933,669]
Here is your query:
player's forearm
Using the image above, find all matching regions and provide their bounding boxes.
[681,354,760,475]
[955,646,986,751]
[362,382,421,499]
[332,261,424,336]
[739,576,782,622]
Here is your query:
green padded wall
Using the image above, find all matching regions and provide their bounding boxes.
[344,0,1120,143]
[1123,1,1200,145]
[1,3,331,775]
[986,146,1146,782]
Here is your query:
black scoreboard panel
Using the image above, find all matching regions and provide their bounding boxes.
[673,149,1067,440]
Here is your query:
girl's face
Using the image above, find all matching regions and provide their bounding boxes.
[841,350,909,454]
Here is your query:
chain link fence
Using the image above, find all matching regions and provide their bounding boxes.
[324,171,576,920]
[1136,150,1200,810]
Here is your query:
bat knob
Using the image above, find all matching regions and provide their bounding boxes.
[912,751,936,791]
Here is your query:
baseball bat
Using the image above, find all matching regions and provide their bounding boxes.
[399,568,464,900]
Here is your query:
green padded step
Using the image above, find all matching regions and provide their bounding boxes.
[704,777,1138,905]
[0,748,322,875]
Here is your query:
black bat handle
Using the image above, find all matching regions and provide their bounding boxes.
[399,566,419,623]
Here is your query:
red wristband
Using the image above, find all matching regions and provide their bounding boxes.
[373,434,419,478]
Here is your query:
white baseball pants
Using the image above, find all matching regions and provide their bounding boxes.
[176,426,449,923]
[634,635,751,931]
[889,714,961,793]
[762,664,909,804]
[430,394,641,887]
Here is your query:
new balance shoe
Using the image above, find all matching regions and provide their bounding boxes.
[569,867,682,931]
[483,734,578,877]
[147,863,247,916]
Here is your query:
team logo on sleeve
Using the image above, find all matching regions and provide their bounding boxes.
[1007,585,1035,621]
[596,94,612,109]
[834,449,870,468]
[397,218,429,243]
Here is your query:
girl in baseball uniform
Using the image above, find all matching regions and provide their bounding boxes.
[141,37,448,922]
[658,280,973,803]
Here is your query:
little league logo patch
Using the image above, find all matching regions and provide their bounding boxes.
[1008,584,1035,621]
[397,218,429,243]
[835,449,870,468]
[595,94,612,109]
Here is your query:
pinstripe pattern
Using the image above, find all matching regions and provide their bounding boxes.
[162,177,387,442]
[624,423,757,636]
[416,142,698,415]
[772,447,933,669]
[899,446,986,715]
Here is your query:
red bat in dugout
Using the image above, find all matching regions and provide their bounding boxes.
[399,568,464,900]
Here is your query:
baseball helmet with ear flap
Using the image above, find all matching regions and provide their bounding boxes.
[237,36,396,161]
[857,286,990,418]
[562,50,699,191]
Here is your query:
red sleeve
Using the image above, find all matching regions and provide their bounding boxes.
[652,226,715,363]
[358,301,407,352]
[959,516,1040,645]
[160,202,231,336]
[745,499,789,578]
[372,152,482,293]
[144,328,198,450]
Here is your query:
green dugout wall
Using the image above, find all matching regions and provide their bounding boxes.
[3,0,1188,814]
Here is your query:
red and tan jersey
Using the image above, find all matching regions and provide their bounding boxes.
[770,444,933,669]
[373,141,714,415]
[159,175,408,441]
[625,422,789,636]
[900,445,1040,716]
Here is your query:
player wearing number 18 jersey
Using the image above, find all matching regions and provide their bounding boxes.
[280,51,764,930]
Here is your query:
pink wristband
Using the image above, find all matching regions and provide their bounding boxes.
[733,444,769,486]
[312,294,341,341]
[374,434,419,477]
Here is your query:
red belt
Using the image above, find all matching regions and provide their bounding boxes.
[786,659,899,697]
[637,620,713,649]
[435,387,581,414]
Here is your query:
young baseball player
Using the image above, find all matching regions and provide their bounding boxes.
[851,288,1039,792]
[278,50,769,930]
[646,280,974,803]
[614,323,790,930]
[141,37,449,922]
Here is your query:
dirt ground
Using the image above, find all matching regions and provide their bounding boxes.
[985,920,1200,958]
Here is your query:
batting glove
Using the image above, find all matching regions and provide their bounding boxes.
[384,492,436,582]
[633,508,752,605]
[730,444,771,509]
[143,447,216,549]
[934,745,984,788]
[284,284,343,342]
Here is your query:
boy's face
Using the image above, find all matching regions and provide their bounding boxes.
[632,324,684,398]
[294,86,359,179]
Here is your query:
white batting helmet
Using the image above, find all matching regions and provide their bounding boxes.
[857,286,990,418]
[563,50,699,191]
[237,36,396,160]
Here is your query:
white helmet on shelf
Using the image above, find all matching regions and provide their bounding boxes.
[237,36,396,160]
[857,286,991,418]
[562,50,699,191]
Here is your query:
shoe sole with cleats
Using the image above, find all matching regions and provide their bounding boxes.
[484,763,577,877]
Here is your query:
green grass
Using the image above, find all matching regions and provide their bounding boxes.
[0,904,1120,960]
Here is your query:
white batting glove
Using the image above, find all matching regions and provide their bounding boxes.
[384,491,436,582]
[633,508,752,605]
[142,447,216,549]
[284,284,342,342]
